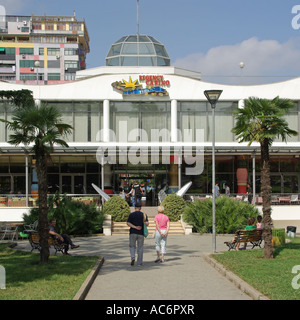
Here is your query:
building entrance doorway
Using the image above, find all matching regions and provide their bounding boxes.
[61,174,85,194]
[113,164,169,206]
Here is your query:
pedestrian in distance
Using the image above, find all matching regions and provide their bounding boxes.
[215,183,220,198]
[225,184,230,196]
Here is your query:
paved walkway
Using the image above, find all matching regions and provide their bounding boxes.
[15,234,252,300]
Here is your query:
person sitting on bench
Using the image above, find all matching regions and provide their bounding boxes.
[225,217,256,251]
[49,219,79,255]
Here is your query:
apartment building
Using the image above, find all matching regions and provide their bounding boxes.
[0,14,90,84]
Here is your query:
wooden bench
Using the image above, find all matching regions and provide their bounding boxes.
[224,229,263,251]
[28,232,68,255]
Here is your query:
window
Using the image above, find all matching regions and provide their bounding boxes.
[64,73,76,81]
[39,48,44,55]
[5,48,15,55]
[20,73,41,81]
[48,73,60,81]
[56,23,66,31]
[110,101,170,142]
[211,102,236,142]
[179,101,237,142]
[64,48,78,56]
[47,48,60,56]
[44,101,102,142]
[65,60,78,69]
[31,36,41,43]
[32,23,42,30]
[19,60,35,68]
[19,48,34,55]
[69,23,82,31]
[180,102,207,142]
[45,23,54,31]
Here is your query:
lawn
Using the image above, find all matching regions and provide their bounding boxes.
[212,237,300,300]
[0,243,99,300]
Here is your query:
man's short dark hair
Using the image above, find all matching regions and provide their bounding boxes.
[135,206,141,210]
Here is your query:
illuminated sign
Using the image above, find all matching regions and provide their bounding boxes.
[112,76,169,96]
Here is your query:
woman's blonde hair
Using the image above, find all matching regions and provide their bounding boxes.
[158,206,164,213]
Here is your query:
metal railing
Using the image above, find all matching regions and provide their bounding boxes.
[0,192,299,207]
[183,193,300,205]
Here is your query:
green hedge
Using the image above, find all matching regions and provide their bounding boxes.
[161,194,187,222]
[103,195,130,222]
[23,193,105,235]
[183,196,260,234]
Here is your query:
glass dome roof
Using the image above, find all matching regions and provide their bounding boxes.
[106,35,170,67]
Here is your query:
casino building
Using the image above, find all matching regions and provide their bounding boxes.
[0,32,300,223]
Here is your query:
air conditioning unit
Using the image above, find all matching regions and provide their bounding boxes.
[23,21,27,25]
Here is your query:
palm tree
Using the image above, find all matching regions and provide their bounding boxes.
[232,96,297,259]
[3,102,72,264]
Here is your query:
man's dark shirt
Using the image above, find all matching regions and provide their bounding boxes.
[127,210,148,235]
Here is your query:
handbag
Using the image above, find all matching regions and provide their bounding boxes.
[143,213,149,238]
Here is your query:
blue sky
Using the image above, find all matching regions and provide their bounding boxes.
[1,0,300,84]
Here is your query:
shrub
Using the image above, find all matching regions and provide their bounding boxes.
[23,193,105,235]
[161,194,187,222]
[103,195,130,222]
[183,196,260,234]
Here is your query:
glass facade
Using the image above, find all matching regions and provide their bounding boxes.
[110,101,171,141]
[0,98,299,201]
[179,101,238,142]
[45,101,103,142]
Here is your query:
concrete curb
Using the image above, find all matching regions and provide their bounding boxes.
[203,253,270,301]
[73,257,105,300]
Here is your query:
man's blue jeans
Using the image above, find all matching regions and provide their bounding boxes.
[132,196,141,207]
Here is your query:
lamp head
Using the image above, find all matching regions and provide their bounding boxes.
[204,90,223,107]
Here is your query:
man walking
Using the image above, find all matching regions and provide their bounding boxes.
[126,206,149,266]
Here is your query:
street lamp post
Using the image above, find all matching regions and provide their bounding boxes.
[34,60,40,85]
[204,90,223,253]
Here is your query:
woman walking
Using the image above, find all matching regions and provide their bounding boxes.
[154,206,170,263]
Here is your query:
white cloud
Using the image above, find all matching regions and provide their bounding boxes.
[173,37,300,84]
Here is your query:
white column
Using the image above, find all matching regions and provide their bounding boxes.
[171,99,178,142]
[238,99,244,109]
[35,99,41,108]
[103,99,110,142]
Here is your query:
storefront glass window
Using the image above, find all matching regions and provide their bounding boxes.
[111,102,170,142]
[180,102,207,142]
[45,101,102,142]
[141,102,170,141]
[208,102,236,142]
